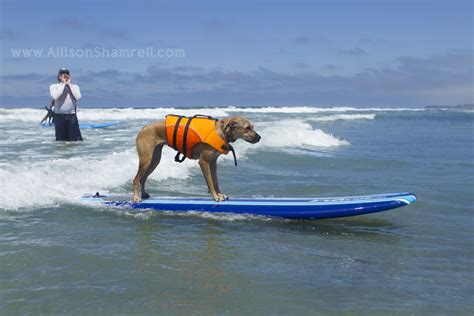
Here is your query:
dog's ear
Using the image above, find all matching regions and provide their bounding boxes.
[222,117,237,133]
[221,118,230,130]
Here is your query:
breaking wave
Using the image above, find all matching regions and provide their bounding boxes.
[0,148,198,211]
[0,106,425,123]
[309,114,376,122]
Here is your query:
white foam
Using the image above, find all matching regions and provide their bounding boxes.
[0,147,198,211]
[215,119,349,164]
[161,210,278,222]
[201,120,348,171]
[254,119,349,149]
[0,106,424,123]
[224,106,424,113]
[86,205,284,222]
[0,108,45,123]
[77,107,230,121]
[309,113,376,122]
[0,107,230,123]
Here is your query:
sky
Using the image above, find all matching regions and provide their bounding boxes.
[0,0,472,107]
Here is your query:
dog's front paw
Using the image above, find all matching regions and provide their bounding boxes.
[218,193,228,201]
[141,192,150,199]
[213,193,228,202]
[132,195,142,203]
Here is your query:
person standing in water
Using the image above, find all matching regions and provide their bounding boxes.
[49,68,83,141]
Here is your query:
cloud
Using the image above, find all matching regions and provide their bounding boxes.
[99,29,129,39]
[0,73,49,82]
[358,38,389,46]
[0,29,25,40]
[396,51,472,73]
[292,36,312,45]
[84,69,122,79]
[290,36,329,46]
[200,18,233,30]
[50,17,95,30]
[294,62,312,70]
[80,42,111,49]
[338,47,368,56]
[49,17,128,39]
[72,52,474,106]
[323,64,338,71]
[1,51,472,107]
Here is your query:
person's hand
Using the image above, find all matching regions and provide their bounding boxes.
[60,73,71,84]
[64,74,71,83]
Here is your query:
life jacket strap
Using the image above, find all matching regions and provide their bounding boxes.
[229,144,238,166]
[172,116,184,150]
[178,116,195,161]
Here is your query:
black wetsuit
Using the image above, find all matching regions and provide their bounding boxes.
[54,113,83,141]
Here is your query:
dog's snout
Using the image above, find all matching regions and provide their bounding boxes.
[252,133,261,143]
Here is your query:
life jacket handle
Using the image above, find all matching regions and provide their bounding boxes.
[192,114,217,120]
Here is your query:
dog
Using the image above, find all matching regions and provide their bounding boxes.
[40,100,55,125]
[132,115,261,202]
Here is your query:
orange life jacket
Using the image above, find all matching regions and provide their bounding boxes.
[165,115,229,160]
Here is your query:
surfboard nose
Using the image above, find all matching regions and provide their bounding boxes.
[404,193,417,204]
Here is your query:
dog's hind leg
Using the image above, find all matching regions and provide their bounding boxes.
[132,121,168,202]
[133,140,164,202]
[133,163,149,202]
[139,144,164,199]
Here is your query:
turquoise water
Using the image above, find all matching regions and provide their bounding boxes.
[0,107,473,314]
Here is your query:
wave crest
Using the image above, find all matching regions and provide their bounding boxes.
[310,114,376,122]
[236,119,349,151]
[0,148,197,211]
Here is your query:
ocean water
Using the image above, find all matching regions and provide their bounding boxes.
[0,106,472,314]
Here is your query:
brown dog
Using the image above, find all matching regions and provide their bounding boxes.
[132,116,261,202]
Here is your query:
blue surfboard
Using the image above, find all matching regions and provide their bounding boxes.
[82,192,416,219]
[40,121,124,129]
[79,121,123,129]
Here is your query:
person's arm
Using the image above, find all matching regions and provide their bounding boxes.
[67,84,81,101]
[50,83,67,100]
